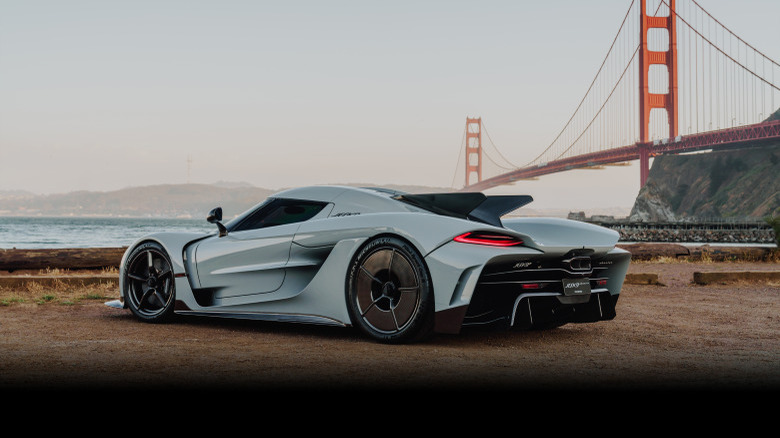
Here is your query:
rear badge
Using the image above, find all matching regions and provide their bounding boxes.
[563,279,591,296]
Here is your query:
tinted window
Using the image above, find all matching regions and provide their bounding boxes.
[232,198,327,232]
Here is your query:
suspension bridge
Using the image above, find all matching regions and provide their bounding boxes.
[456,0,780,192]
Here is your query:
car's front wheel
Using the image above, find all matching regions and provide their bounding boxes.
[347,236,434,343]
[123,241,176,323]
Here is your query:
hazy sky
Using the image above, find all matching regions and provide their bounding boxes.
[1,0,778,211]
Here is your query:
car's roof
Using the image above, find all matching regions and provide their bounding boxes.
[271,185,423,217]
[271,185,403,203]
[271,185,531,228]
[228,185,531,229]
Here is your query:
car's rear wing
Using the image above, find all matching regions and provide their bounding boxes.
[393,193,533,227]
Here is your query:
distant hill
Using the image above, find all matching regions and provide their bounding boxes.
[0,183,452,219]
[0,184,273,219]
[630,143,780,221]
[0,190,36,200]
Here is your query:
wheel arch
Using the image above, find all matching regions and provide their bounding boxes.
[343,232,436,343]
[121,239,180,322]
[119,233,206,301]
[346,231,434,296]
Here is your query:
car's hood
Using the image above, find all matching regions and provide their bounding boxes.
[502,217,619,256]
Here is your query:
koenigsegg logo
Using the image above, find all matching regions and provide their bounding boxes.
[513,261,534,269]
[333,212,361,217]
[599,261,613,265]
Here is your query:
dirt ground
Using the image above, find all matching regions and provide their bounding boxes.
[0,260,778,392]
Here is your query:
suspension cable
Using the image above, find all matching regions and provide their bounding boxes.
[662,0,780,92]
[526,0,637,165]
[552,45,641,160]
[689,0,780,68]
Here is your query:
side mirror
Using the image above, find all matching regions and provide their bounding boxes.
[207,207,222,223]
[207,207,227,237]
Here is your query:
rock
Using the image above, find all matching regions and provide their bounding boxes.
[629,181,677,222]
[629,143,780,221]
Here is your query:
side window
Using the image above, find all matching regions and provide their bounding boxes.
[232,199,327,232]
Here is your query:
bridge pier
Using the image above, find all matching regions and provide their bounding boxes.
[639,145,650,187]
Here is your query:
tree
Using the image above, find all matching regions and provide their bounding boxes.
[766,216,780,247]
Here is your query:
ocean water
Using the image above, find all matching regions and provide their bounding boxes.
[1,216,774,249]
[0,216,214,249]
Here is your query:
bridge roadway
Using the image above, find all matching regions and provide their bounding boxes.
[463,119,780,192]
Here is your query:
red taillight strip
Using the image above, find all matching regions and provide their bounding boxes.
[453,232,523,247]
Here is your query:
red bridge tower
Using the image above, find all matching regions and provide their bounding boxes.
[638,0,679,186]
[465,117,482,187]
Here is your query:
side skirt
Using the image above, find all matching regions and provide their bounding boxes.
[174,310,348,327]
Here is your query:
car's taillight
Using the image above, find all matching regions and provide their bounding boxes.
[453,231,523,247]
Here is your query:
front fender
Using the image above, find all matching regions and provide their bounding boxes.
[118,232,210,303]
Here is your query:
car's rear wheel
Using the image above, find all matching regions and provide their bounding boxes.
[124,241,176,323]
[347,236,434,343]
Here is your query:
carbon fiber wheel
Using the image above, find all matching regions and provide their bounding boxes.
[124,242,176,323]
[347,236,434,343]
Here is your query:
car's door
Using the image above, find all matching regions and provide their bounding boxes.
[193,199,329,300]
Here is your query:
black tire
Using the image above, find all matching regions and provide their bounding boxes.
[346,236,434,343]
[123,241,176,323]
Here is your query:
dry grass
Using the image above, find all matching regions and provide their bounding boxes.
[0,279,118,307]
[632,255,690,264]
[36,266,118,276]
[633,248,780,264]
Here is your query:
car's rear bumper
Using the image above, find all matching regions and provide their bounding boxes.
[428,243,630,334]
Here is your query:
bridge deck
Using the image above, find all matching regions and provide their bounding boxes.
[464,120,780,192]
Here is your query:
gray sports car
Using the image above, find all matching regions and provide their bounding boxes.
[107,185,631,343]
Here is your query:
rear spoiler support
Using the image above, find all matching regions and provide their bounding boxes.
[393,193,533,227]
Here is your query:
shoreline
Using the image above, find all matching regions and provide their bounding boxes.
[0,243,777,273]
